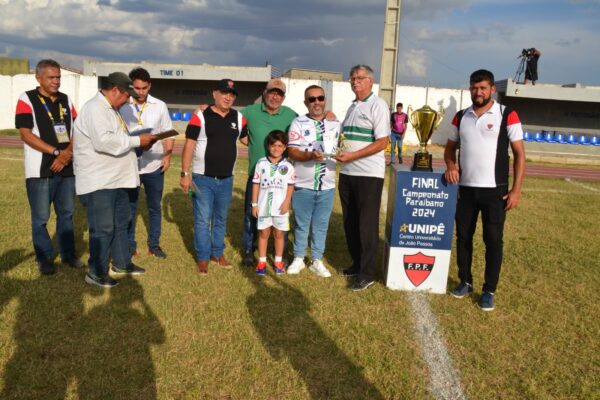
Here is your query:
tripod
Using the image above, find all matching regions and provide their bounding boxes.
[514,55,528,83]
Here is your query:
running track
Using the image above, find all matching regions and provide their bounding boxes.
[1,136,599,180]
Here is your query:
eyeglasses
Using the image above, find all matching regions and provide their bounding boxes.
[307,95,325,103]
[349,76,370,82]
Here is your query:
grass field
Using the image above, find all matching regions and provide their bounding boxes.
[0,146,598,399]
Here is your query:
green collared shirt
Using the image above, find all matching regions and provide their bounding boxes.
[241,102,297,175]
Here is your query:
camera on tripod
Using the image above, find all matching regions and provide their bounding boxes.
[520,48,535,59]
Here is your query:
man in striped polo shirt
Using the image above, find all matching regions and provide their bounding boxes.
[335,65,390,291]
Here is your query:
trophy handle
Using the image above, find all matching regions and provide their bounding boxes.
[407,106,418,129]
[433,107,446,130]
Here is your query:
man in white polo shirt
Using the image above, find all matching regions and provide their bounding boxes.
[73,72,157,287]
[444,69,525,311]
[287,85,341,278]
[120,67,175,259]
[335,65,390,291]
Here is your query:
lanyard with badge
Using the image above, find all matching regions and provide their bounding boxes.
[133,99,147,126]
[102,94,130,134]
[38,95,70,143]
[104,94,145,157]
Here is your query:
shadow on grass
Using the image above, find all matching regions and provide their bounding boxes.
[225,193,383,399]
[163,187,195,259]
[0,257,164,399]
[242,268,384,400]
[77,276,165,399]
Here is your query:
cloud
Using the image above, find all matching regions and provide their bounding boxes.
[0,0,598,88]
[555,38,582,47]
[399,49,428,78]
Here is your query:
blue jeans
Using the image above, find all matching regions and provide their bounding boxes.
[390,132,403,164]
[128,169,164,251]
[192,174,233,261]
[25,176,76,263]
[243,175,289,256]
[80,188,132,278]
[242,176,257,254]
[291,188,335,260]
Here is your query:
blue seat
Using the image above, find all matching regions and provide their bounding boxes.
[555,133,566,143]
[591,136,599,146]
[523,131,532,141]
[567,134,577,144]
[181,112,192,121]
[170,111,181,121]
[578,135,589,145]
[544,132,555,143]
[533,132,543,142]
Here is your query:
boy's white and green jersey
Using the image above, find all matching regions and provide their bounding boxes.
[288,115,341,191]
[340,92,391,179]
[253,157,295,217]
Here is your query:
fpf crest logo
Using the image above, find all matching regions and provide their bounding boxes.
[403,252,435,287]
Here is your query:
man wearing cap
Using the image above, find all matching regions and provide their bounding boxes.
[73,72,157,287]
[180,79,248,274]
[15,59,83,275]
[240,78,297,266]
[120,67,174,259]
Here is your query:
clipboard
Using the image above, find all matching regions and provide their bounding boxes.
[153,129,179,140]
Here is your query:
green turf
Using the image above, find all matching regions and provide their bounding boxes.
[0,147,598,399]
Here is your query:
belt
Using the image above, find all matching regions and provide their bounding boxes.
[204,174,232,180]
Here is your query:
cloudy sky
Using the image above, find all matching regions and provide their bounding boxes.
[1,0,599,88]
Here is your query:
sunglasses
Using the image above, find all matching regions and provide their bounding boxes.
[307,95,325,103]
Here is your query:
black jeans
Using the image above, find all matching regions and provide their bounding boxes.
[338,174,384,282]
[455,185,507,293]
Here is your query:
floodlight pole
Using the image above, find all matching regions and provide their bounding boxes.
[379,0,402,109]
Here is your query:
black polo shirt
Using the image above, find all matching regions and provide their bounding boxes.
[185,105,248,177]
[15,88,75,178]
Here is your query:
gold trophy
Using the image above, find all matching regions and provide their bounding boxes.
[407,105,445,172]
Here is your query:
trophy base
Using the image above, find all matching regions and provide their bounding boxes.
[411,153,433,172]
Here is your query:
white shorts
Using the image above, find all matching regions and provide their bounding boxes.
[257,215,290,231]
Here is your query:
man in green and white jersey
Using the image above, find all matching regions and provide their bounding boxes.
[287,85,341,278]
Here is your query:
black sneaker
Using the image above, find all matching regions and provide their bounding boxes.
[350,278,375,292]
[341,267,360,277]
[243,251,254,267]
[111,263,146,275]
[85,273,119,288]
[63,257,84,269]
[38,260,56,276]
[148,246,167,259]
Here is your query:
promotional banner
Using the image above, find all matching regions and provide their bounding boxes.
[384,165,458,293]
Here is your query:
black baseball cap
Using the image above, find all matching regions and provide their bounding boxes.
[107,72,139,99]
[214,79,238,96]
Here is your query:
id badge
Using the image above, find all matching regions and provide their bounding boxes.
[54,123,70,143]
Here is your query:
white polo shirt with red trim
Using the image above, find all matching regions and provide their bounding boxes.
[449,101,523,188]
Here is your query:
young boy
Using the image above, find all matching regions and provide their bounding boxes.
[251,130,295,275]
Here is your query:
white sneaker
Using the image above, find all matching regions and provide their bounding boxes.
[310,259,331,278]
[287,257,306,275]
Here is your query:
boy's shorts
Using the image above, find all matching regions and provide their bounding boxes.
[257,215,290,231]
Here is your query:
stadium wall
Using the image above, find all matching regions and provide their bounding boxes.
[1,74,470,145]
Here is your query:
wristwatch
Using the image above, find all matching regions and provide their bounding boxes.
[52,148,61,156]
[180,171,189,177]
